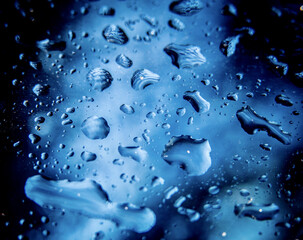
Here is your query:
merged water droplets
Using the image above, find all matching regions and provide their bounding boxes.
[25,175,156,233]
[275,94,293,107]
[267,55,288,75]
[86,68,113,92]
[131,69,160,90]
[234,203,279,221]
[236,106,291,145]
[220,35,240,57]
[81,116,110,140]
[169,0,203,16]
[183,90,210,113]
[102,25,128,45]
[118,146,148,162]
[162,135,211,176]
[164,43,206,68]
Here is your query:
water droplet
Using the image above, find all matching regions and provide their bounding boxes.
[131,69,160,90]
[81,151,97,162]
[174,196,186,208]
[222,3,237,16]
[239,189,250,197]
[34,116,45,124]
[113,158,124,166]
[102,25,128,45]
[98,6,115,16]
[267,55,288,75]
[118,146,147,162]
[177,207,200,222]
[36,39,66,51]
[227,92,238,101]
[32,84,50,96]
[62,119,73,125]
[81,116,110,140]
[234,203,279,221]
[162,135,211,176]
[176,107,186,116]
[146,111,156,119]
[25,175,156,233]
[208,186,220,195]
[140,14,158,27]
[169,0,203,16]
[86,68,113,92]
[151,176,165,187]
[164,43,206,68]
[275,94,293,106]
[116,54,133,68]
[41,152,48,160]
[236,106,291,145]
[183,90,210,113]
[220,35,240,57]
[164,186,179,200]
[168,18,185,31]
[120,104,135,114]
[28,134,41,144]
[260,143,272,151]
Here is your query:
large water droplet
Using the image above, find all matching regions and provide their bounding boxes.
[169,0,203,16]
[236,106,291,145]
[118,146,148,162]
[102,25,128,45]
[86,68,113,92]
[183,90,210,113]
[164,43,206,68]
[116,54,133,68]
[131,69,160,90]
[220,35,240,57]
[275,94,293,106]
[32,84,50,96]
[24,175,156,233]
[81,116,110,140]
[162,135,211,176]
[267,55,288,75]
[234,203,279,221]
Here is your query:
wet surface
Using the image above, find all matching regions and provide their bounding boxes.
[0,0,303,239]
